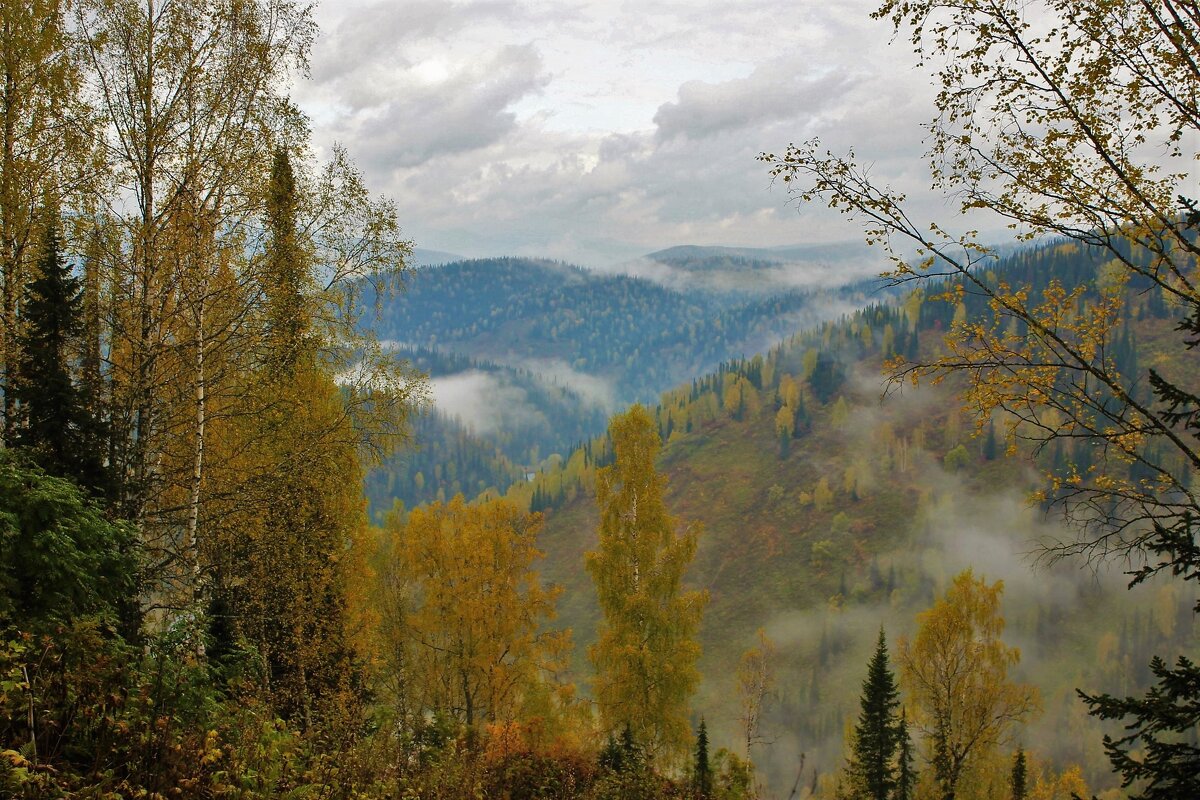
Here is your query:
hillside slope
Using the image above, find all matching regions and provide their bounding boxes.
[366,254,887,512]
[503,242,1199,792]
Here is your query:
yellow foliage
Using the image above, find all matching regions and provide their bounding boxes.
[814,477,834,512]
[384,495,573,727]
[587,405,706,762]
[899,570,1040,798]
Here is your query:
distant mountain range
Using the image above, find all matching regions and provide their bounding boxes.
[365,247,888,513]
[411,247,466,267]
[646,241,872,266]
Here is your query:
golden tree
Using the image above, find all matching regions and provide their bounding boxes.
[383,496,571,727]
[0,0,87,442]
[898,570,1039,800]
[587,404,707,761]
[200,145,416,722]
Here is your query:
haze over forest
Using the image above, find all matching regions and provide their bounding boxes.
[0,2,1197,800]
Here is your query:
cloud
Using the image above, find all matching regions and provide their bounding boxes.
[600,244,889,295]
[504,357,618,411]
[295,0,984,267]
[428,370,542,436]
[319,44,549,171]
[653,62,857,142]
[311,1,524,90]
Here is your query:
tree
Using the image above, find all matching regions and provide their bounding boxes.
[898,570,1039,800]
[983,420,998,461]
[74,0,315,519]
[895,710,915,800]
[0,0,83,443]
[1011,747,1028,800]
[13,222,108,494]
[737,628,777,759]
[262,147,309,371]
[1076,655,1200,800]
[587,404,707,761]
[208,361,370,725]
[695,718,713,799]
[0,449,133,627]
[202,143,415,723]
[383,495,571,728]
[775,404,795,458]
[847,628,901,800]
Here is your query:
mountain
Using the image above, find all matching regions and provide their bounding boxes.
[363,347,608,517]
[645,242,871,268]
[411,247,466,267]
[372,256,869,402]
[606,241,886,297]
[365,254,885,513]
[481,240,1198,793]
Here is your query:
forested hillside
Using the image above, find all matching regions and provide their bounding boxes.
[365,256,885,511]
[494,238,1199,792]
[371,256,875,400]
[3,1,1199,799]
[363,347,609,515]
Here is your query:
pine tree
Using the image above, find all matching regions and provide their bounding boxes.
[895,710,914,800]
[848,627,902,800]
[1010,747,1027,800]
[586,404,706,761]
[14,223,108,494]
[694,718,713,798]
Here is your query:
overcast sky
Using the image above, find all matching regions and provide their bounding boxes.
[294,0,953,267]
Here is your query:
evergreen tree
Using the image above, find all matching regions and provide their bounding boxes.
[13,223,109,495]
[983,419,998,461]
[263,147,310,371]
[694,718,713,798]
[210,147,365,726]
[809,351,844,404]
[586,404,706,761]
[1077,655,1200,800]
[0,449,134,627]
[848,627,902,800]
[1010,747,1027,800]
[895,710,914,800]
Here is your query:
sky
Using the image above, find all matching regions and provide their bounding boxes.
[293,0,949,267]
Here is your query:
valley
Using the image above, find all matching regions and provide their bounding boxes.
[373,236,1200,794]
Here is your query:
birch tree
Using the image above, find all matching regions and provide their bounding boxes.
[587,404,707,762]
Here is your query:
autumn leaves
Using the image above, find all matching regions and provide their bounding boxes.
[379,404,708,764]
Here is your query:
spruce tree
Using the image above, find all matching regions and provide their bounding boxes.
[1077,655,1200,800]
[694,718,713,798]
[1010,747,1027,800]
[849,627,902,800]
[895,710,914,800]
[14,223,108,495]
[263,147,309,371]
[983,419,998,460]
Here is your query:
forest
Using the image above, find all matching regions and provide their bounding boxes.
[0,1,1198,799]
[362,261,879,512]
